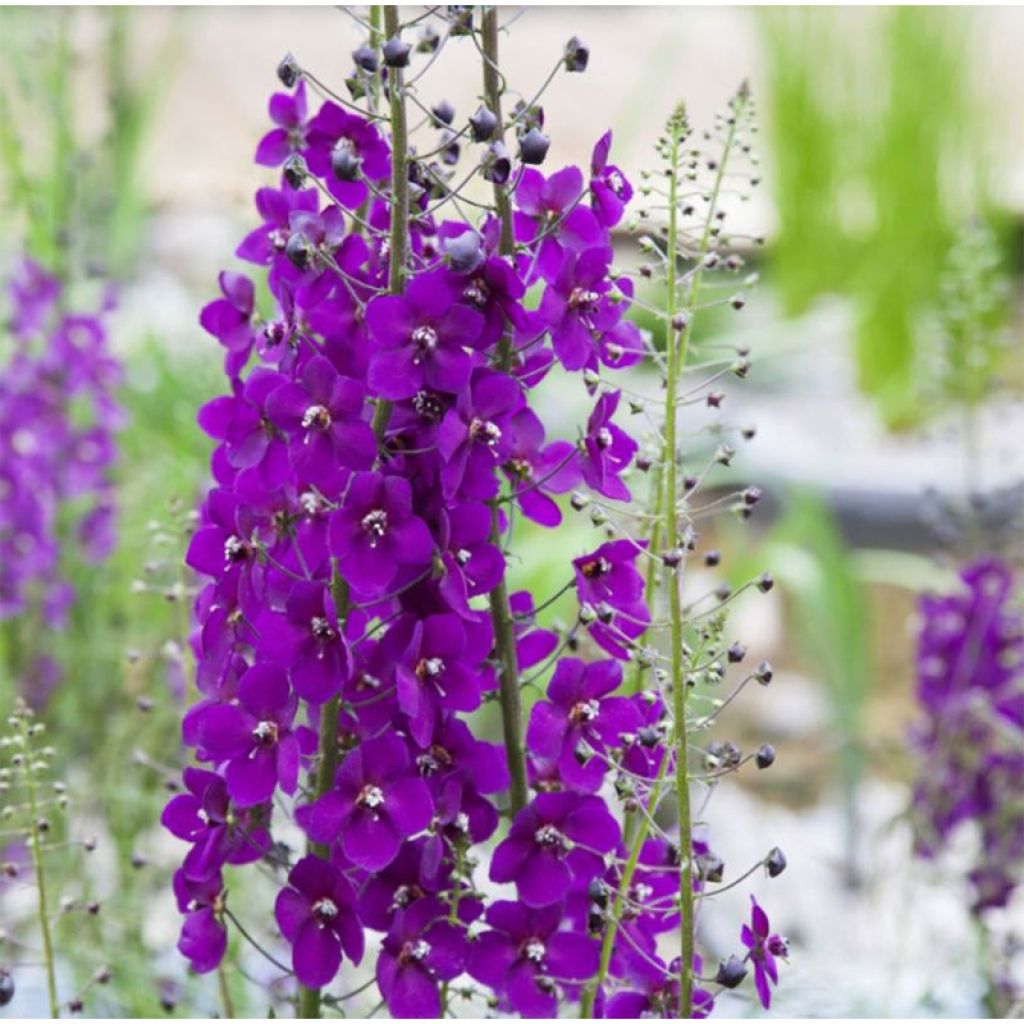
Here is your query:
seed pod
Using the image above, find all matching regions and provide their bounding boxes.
[766,846,787,877]
[564,36,589,72]
[382,35,411,68]
[277,53,300,88]
[715,955,748,989]
[469,105,498,143]
[755,743,776,769]
[518,127,551,166]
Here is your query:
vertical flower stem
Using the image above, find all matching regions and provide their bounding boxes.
[371,3,408,444]
[297,570,350,1019]
[22,717,60,1019]
[217,963,237,1019]
[479,4,528,815]
[661,110,696,1020]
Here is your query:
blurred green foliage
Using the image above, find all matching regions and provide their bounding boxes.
[759,8,1011,430]
[0,8,179,280]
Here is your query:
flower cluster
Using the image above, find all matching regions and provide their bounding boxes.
[166,10,786,1019]
[1,259,122,696]
[911,557,1024,914]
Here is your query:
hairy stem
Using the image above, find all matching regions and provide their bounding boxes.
[479,4,528,815]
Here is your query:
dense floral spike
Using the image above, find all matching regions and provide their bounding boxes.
[910,558,1024,918]
[166,9,782,1020]
[1,260,122,701]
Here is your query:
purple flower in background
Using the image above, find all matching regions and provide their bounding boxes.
[573,539,651,659]
[589,131,633,228]
[741,897,788,1010]
[577,390,637,501]
[327,471,434,596]
[538,246,615,371]
[377,897,467,1018]
[194,662,299,807]
[527,658,641,792]
[255,82,309,166]
[275,855,364,988]
[298,734,433,870]
[469,900,599,1016]
[200,271,258,378]
[491,791,619,907]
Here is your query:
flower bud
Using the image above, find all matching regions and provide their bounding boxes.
[417,24,441,53]
[704,548,721,567]
[766,846,787,877]
[518,127,551,166]
[570,491,589,511]
[707,391,724,408]
[382,35,411,68]
[352,44,379,73]
[755,742,776,769]
[696,852,725,883]
[432,99,456,127]
[444,232,484,274]
[469,105,498,142]
[282,153,308,189]
[277,53,300,88]
[755,660,773,685]
[727,642,746,663]
[482,141,511,184]
[742,486,763,507]
[285,231,314,271]
[0,969,13,1008]
[715,955,748,989]
[756,572,774,593]
[564,36,589,72]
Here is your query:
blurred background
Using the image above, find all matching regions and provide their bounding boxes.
[1,6,1022,1019]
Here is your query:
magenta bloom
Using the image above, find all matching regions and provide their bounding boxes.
[275,855,364,988]
[327,471,434,596]
[193,662,299,807]
[298,734,433,871]
[469,900,599,1016]
[305,101,391,209]
[366,270,484,399]
[255,82,309,166]
[589,130,633,228]
[199,271,258,378]
[577,390,637,501]
[437,502,505,616]
[605,955,714,1019]
[377,897,467,1018]
[573,539,651,659]
[490,791,619,907]
[741,897,788,1009]
[173,869,227,975]
[527,658,641,792]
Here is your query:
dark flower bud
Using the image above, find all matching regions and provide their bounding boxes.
[706,391,724,408]
[756,571,774,593]
[704,549,721,567]
[482,141,511,184]
[282,153,308,190]
[277,52,300,88]
[755,742,776,769]
[469,105,498,142]
[715,443,735,466]
[766,845,787,877]
[588,878,608,908]
[564,35,589,72]
[596,602,615,625]
[715,955,748,989]
[439,131,461,166]
[743,486,763,507]
[0,969,13,1008]
[444,232,484,274]
[87,900,101,915]
[732,358,751,378]
[285,231,314,271]
[696,852,725,883]
[684,474,699,490]
[570,491,589,511]
[518,127,551,166]
[635,455,652,472]
[94,967,111,985]
[352,43,379,73]
[69,999,84,1014]
[662,548,683,569]
[715,582,732,602]
[447,5,474,35]
[417,24,441,53]
[671,311,690,331]
[731,293,746,310]
[131,851,147,869]
[37,817,49,833]
[432,99,456,127]
[755,660,773,685]
[637,725,661,748]
[727,642,746,663]
[382,35,411,68]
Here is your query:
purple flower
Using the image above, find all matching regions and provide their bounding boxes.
[605,955,714,1019]
[437,502,505,616]
[527,658,641,792]
[741,897,788,1009]
[589,131,633,228]
[236,184,319,265]
[298,734,433,870]
[437,369,523,501]
[255,82,309,166]
[577,390,637,501]
[328,471,435,597]
[366,270,484,399]
[501,408,578,528]
[573,539,650,659]
[377,897,467,1018]
[275,855,364,988]
[305,102,391,209]
[173,869,227,975]
[490,791,620,907]
[199,271,258,378]
[194,662,299,807]
[469,900,599,1016]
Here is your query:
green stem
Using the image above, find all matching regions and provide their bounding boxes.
[297,572,350,1019]
[217,962,237,1019]
[23,719,60,1018]
[479,5,528,816]
[371,3,409,446]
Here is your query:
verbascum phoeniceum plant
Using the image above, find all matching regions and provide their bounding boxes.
[166,6,788,1018]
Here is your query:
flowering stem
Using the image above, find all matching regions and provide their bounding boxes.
[480,3,528,815]
[23,719,60,1018]
[661,107,697,1019]
[371,2,408,444]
